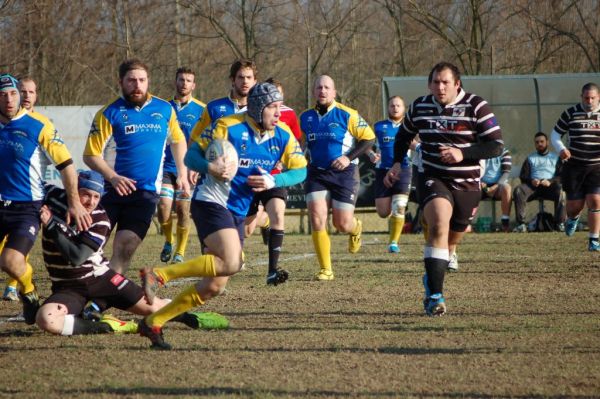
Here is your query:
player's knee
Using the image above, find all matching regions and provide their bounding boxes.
[391,194,408,217]
[36,305,63,334]
[219,252,243,275]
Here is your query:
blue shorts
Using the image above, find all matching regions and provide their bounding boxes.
[101,189,159,240]
[305,164,359,205]
[191,201,245,246]
[0,201,41,256]
[374,167,412,199]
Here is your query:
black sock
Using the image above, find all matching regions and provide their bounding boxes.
[424,257,448,295]
[72,318,112,335]
[172,312,198,329]
[268,229,284,274]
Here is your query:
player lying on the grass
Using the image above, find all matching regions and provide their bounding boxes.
[138,82,307,350]
[35,170,228,335]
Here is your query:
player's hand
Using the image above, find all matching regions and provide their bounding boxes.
[368,152,380,164]
[384,162,402,188]
[274,161,283,171]
[540,179,551,187]
[188,170,198,186]
[247,167,275,192]
[109,175,137,196]
[531,179,540,187]
[66,201,92,231]
[39,205,52,226]
[208,155,237,181]
[559,149,571,161]
[439,146,463,164]
[176,175,191,197]
[331,155,350,171]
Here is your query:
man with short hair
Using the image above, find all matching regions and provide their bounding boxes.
[3,76,40,301]
[83,59,190,274]
[157,67,205,265]
[480,148,512,232]
[18,77,37,112]
[551,82,600,251]
[300,75,375,281]
[513,132,565,232]
[189,58,257,143]
[0,73,91,324]
[385,62,503,316]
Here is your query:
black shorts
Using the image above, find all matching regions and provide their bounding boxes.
[374,167,412,199]
[305,164,359,205]
[419,176,480,232]
[162,171,178,186]
[0,201,41,256]
[43,269,144,315]
[101,189,159,240]
[561,162,600,200]
[246,187,288,217]
[191,200,245,245]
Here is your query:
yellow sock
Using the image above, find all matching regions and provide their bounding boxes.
[154,254,217,283]
[351,218,361,235]
[175,225,190,256]
[311,230,331,271]
[15,262,35,294]
[6,277,18,289]
[262,216,270,229]
[161,219,174,244]
[389,215,405,244]
[147,284,204,327]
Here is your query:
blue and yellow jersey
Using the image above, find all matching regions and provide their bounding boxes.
[300,101,375,169]
[189,96,247,143]
[194,114,306,217]
[84,95,185,193]
[0,108,73,201]
[163,97,205,174]
[373,119,410,170]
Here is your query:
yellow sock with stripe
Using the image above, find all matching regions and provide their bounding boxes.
[261,216,270,229]
[154,254,217,284]
[389,215,405,244]
[175,225,190,256]
[6,277,18,289]
[147,284,204,328]
[351,217,361,235]
[311,230,332,271]
[15,262,35,294]
[161,219,174,245]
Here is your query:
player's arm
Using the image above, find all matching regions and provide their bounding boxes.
[551,127,570,160]
[332,111,375,170]
[387,109,417,187]
[83,111,136,196]
[460,102,503,161]
[498,150,512,185]
[167,109,190,196]
[40,205,96,266]
[185,120,234,180]
[519,158,532,185]
[37,121,91,231]
[189,107,211,145]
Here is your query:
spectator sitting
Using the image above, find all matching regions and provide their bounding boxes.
[513,132,565,232]
[481,148,512,232]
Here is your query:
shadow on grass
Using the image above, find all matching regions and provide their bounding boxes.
[56,386,600,398]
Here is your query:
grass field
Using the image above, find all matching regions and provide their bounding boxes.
[1,228,599,398]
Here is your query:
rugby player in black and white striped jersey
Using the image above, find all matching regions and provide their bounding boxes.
[35,170,224,335]
[385,62,504,316]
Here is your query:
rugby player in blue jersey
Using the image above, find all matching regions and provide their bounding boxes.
[83,59,190,274]
[369,96,413,253]
[138,83,307,349]
[0,73,91,324]
[300,75,376,281]
[157,67,206,265]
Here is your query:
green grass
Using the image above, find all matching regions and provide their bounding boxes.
[1,229,599,398]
